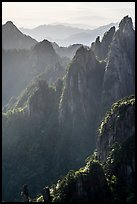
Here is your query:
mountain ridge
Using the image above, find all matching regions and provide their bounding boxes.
[2,39,69,106]
[2,21,37,50]
[20,22,118,46]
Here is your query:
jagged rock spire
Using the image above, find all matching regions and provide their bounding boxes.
[91,27,115,60]
[101,16,135,115]
[119,15,133,31]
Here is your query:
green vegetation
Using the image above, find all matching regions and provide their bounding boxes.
[103,136,135,202]
[98,95,135,135]
[2,77,61,201]
[48,158,112,202]
[3,88,135,202]
[2,30,135,201]
[39,95,134,202]
[47,134,134,202]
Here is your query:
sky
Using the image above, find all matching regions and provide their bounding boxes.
[2,2,135,29]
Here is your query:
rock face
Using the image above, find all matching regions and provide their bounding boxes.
[58,16,135,158]
[97,95,135,202]
[48,17,135,202]
[2,21,37,50]
[97,95,135,161]
[58,46,105,167]
[91,26,115,60]
[91,36,101,59]
[101,16,135,115]
[51,95,135,202]
[52,162,111,202]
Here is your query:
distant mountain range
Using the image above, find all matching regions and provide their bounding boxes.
[20,23,118,46]
[2,21,82,60]
[2,22,83,106]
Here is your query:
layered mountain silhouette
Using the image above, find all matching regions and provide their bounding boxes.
[20,24,84,42]
[20,23,118,46]
[2,39,69,107]
[2,16,135,202]
[2,21,37,50]
[2,22,83,106]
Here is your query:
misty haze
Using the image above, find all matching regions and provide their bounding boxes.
[2,2,135,202]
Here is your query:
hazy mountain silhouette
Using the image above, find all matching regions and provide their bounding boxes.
[20,24,85,42]
[2,21,37,50]
[2,16,135,202]
[2,39,69,106]
[20,23,118,46]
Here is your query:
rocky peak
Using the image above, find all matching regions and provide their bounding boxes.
[101,26,115,46]
[102,26,115,39]
[101,16,135,115]
[91,27,115,60]
[31,39,61,76]
[52,41,60,50]
[33,39,55,54]
[74,45,87,56]
[95,36,100,43]
[3,21,21,33]
[72,46,97,69]
[119,15,133,32]
[2,21,37,50]
[58,44,105,166]
[100,26,115,60]
[4,21,14,27]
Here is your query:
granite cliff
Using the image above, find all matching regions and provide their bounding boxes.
[101,16,135,114]
[49,95,135,202]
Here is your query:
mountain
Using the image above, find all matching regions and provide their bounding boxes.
[56,23,118,46]
[49,95,135,202]
[2,16,135,202]
[29,40,66,77]
[101,16,135,115]
[2,40,69,107]
[56,22,97,29]
[97,95,135,161]
[2,20,81,106]
[2,77,60,201]
[20,24,85,42]
[53,43,82,60]
[91,26,115,60]
[20,23,118,46]
[57,16,134,169]
[58,46,105,166]
[2,21,37,50]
